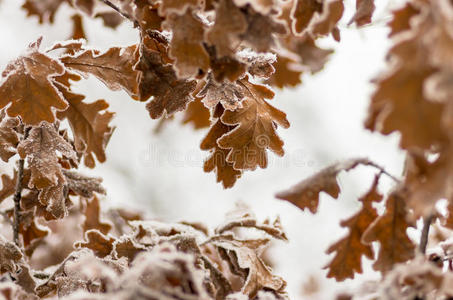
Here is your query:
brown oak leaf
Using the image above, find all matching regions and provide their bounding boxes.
[0,172,17,204]
[0,235,22,274]
[292,0,322,35]
[311,0,344,41]
[217,79,289,170]
[158,0,202,16]
[266,55,303,89]
[388,2,420,37]
[0,38,68,125]
[63,170,106,198]
[60,45,140,98]
[83,195,112,235]
[75,230,115,258]
[348,0,375,27]
[163,9,210,78]
[324,175,382,281]
[0,111,19,162]
[56,81,115,168]
[276,158,373,213]
[18,122,76,189]
[198,75,245,111]
[136,35,197,118]
[362,189,416,273]
[200,106,242,188]
[206,0,247,57]
[22,0,68,24]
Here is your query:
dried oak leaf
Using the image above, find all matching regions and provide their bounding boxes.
[206,0,247,57]
[198,75,245,111]
[0,235,22,274]
[63,170,106,198]
[18,122,76,189]
[311,0,344,41]
[276,158,371,213]
[134,0,163,31]
[0,38,68,125]
[70,14,86,42]
[324,175,382,281]
[241,9,287,52]
[266,55,303,89]
[95,11,124,29]
[163,9,210,78]
[136,35,197,118]
[388,2,420,37]
[217,79,289,170]
[182,84,211,129]
[365,65,446,150]
[292,0,323,35]
[38,176,69,219]
[348,0,375,27]
[83,195,112,235]
[279,35,333,74]
[60,45,140,98]
[362,189,416,273]
[158,0,202,16]
[207,45,247,82]
[201,106,242,188]
[74,0,95,16]
[56,80,114,168]
[22,0,68,24]
[0,172,17,204]
[0,111,19,162]
[20,215,49,249]
[210,234,286,297]
[75,230,115,258]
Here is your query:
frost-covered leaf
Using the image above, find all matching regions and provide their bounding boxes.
[0,235,22,274]
[18,122,76,189]
[217,78,289,170]
[83,195,112,235]
[163,9,210,78]
[198,75,245,111]
[0,111,19,162]
[0,38,68,125]
[61,45,140,98]
[0,171,17,204]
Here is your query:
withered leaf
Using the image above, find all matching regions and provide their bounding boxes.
[20,216,49,249]
[348,0,375,27]
[210,234,286,297]
[206,0,247,57]
[95,11,124,29]
[217,79,289,170]
[324,176,382,281]
[0,172,17,204]
[22,0,68,24]
[266,55,303,89]
[163,9,210,78]
[158,0,202,16]
[18,122,76,189]
[0,235,22,274]
[61,45,140,98]
[198,75,245,111]
[362,189,416,273]
[134,0,163,31]
[38,176,68,219]
[0,38,68,125]
[292,0,322,34]
[83,195,112,235]
[63,170,106,198]
[70,14,86,42]
[207,45,247,82]
[241,9,287,52]
[0,111,19,162]
[136,35,197,118]
[276,158,372,213]
[311,0,344,41]
[56,81,114,168]
[182,86,211,129]
[75,230,115,258]
[388,2,420,37]
[201,106,242,188]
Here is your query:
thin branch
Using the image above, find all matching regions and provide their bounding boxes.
[12,126,30,247]
[98,0,140,27]
[361,159,402,183]
[419,214,434,254]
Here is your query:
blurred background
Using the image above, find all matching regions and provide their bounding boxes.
[0,0,407,298]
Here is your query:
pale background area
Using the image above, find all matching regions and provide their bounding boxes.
[0,0,407,299]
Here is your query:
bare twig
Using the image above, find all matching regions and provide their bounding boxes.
[98,0,140,27]
[420,214,434,254]
[12,126,30,247]
[360,159,402,183]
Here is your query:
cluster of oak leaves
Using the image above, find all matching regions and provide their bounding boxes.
[2,0,453,299]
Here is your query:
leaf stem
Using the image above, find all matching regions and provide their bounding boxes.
[419,214,433,254]
[12,126,30,247]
